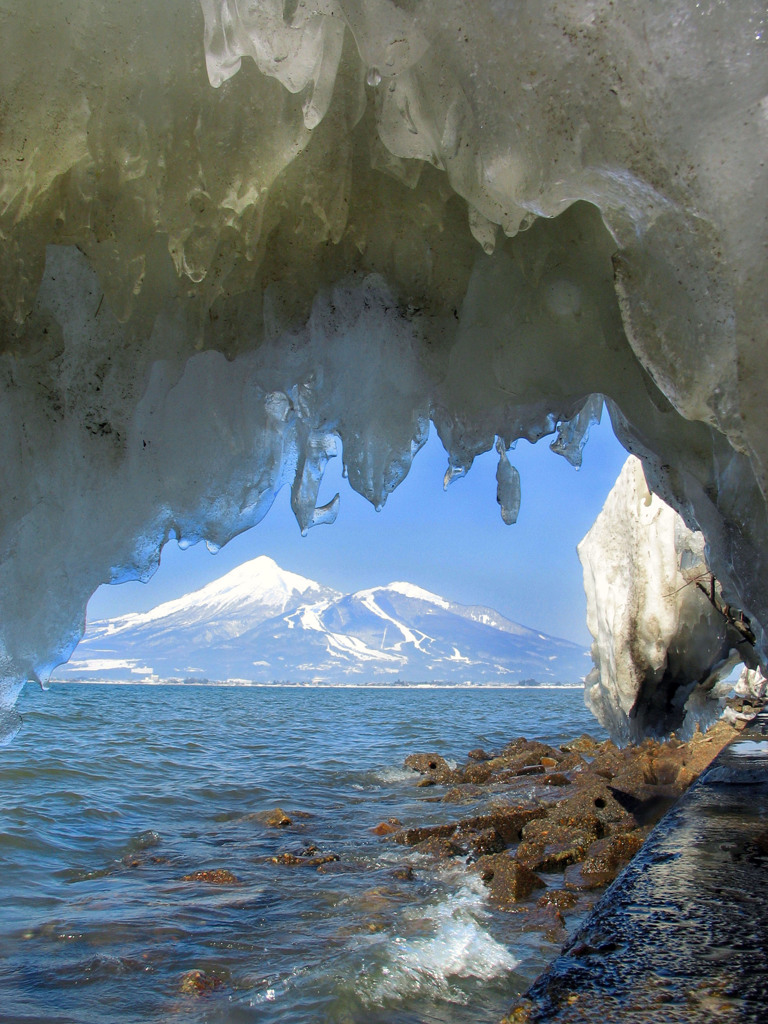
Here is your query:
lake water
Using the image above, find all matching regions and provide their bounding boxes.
[0,684,606,1024]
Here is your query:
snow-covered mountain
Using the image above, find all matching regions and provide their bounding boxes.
[54,556,589,684]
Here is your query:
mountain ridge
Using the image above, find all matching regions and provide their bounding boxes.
[55,556,589,685]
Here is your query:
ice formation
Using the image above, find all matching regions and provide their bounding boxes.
[579,457,755,741]
[0,1,767,740]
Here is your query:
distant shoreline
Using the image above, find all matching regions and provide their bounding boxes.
[48,680,585,690]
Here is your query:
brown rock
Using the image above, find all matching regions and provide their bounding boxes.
[502,1003,535,1023]
[461,762,494,784]
[537,888,577,910]
[557,751,587,771]
[588,747,626,780]
[270,852,340,867]
[391,822,457,846]
[540,756,559,769]
[457,805,547,844]
[516,833,592,873]
[405,753,454,774]
[521,903,568,943]
[563,861,615,891]
[467,748,493,761]
[413,836,463,859]
[391,865,415,881]
[679,723,738,777]
[372,818,402,836]
[542,773,571,787]
[453,826,506,859]
[181,869,241,885]
[561,734,601,754]
[610,751,658,791]
[580,831,645,877]
[522,811,601,844]
[472,853,545,905]
[179,970,224,995]
[260,807,293,828]
[395,805,544,849]
[552,774,637,832]
[652,748,687,786]
[442,785,486,804]
[598,739,620,754]
[498,740,564,774]
[517,812,601,871]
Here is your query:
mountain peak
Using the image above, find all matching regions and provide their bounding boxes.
[98,555,335,635]
[373,581,451,608]
[201,555,319,598]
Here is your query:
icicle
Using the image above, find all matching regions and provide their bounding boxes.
[291,428,340,536]
[550,395,603,468]
[443,463,467,489]
[468,206,499,256]
[309,494,340,529]
[495,437,521,525]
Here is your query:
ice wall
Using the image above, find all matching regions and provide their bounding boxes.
[0,1,767,740]
[579,457,752,741]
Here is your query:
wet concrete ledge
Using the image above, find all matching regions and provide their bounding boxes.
[510,712,768,1023]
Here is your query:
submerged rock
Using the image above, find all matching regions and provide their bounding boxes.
[520,904,569,945]
[537,889,578,912]
[371,818,402,836]
[178,970,224,996]
[260,808,293,829]
[270,852,340,868]
[181,869,241,885]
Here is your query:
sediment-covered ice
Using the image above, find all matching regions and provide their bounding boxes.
[579,457,754,740]
[0,1,767,738]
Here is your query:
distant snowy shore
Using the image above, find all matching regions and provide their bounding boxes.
[53,679,585,689]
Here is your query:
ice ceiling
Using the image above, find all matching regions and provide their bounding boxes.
[0,0,766,742]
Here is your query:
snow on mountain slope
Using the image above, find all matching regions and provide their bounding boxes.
[56,559,589,684]
[94,556,337,638]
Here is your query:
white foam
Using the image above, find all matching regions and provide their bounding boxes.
[374,765,417,784]
[357,876,517,1005]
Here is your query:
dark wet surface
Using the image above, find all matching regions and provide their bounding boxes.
[515,713,768,1022]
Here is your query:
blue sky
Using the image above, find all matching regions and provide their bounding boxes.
[87,418,628,646]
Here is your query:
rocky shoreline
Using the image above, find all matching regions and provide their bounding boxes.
[123,699,762,1012]
[371,711,760,1019]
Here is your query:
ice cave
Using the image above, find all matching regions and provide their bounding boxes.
[0,0,767,743]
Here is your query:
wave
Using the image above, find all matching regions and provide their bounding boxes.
[353,873,518,1006]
